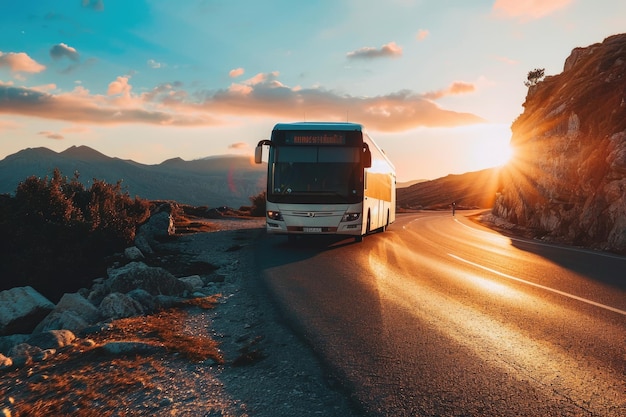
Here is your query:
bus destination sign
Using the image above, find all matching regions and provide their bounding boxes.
[286,132,346,145]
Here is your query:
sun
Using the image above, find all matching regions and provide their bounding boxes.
[494,141,514,166]
[467,135,515,171]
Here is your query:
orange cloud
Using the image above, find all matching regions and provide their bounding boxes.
[347,42,403,60]
[423,81,477,100]
[108,76,132,96]
[229,142,250,150]
[0,51,46,73]
[38,131,64,140]
[229,67,245,78]
[493,0,572,20]
[0,73,485,131]
[416,29,430,41]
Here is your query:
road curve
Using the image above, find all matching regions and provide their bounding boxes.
[255,211,626,417]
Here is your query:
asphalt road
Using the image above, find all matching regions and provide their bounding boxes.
[255,211,626,417]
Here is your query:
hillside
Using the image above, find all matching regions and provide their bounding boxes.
[0,146,266,208]
[493,33,626,252]
[397,167,501,209]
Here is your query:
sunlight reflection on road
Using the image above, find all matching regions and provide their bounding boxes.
[366,238,625,414]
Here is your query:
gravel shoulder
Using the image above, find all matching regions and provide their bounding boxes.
[162,217,362,417]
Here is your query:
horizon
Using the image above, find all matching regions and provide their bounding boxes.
[1,1,625,182]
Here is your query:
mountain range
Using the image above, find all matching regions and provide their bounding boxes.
[0,146,267,208]
[0,145,500,210]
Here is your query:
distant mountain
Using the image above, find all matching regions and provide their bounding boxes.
[397,168,501,209]
[397,179,428,188]
[0,146,266,208]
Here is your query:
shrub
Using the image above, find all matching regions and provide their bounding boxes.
[249,191,266,217]
[0,169,150,302]
[524,68,545,87]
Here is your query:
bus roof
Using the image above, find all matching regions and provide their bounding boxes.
[272,122,364,132]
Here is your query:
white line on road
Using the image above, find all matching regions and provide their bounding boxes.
[448,253,626,316]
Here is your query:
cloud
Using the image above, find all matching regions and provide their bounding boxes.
[492,0,572,20]
[229,68,245,78]
[148,59,164,69]
[197,74,484,131]
[107,76,132,96]
[0,73,485,131]
[38,131,64,140]
[495,55,518,65]
[416,29,430,41]
[423,81,477,100]
[0,84,210,126]
[50,43,80,61]
[0,51,46,73]
[228,142,249,150]
[346,42,403,60]
[82,0,104,11]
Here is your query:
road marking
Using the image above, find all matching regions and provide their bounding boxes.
[448,253,626,317]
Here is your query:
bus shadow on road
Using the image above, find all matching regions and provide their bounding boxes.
[269,234,361,251]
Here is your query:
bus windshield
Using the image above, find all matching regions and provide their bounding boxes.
[268,145,363,204]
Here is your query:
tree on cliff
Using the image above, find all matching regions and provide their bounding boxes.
[524,68,545,87]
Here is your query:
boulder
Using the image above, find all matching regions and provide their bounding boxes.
[33,310,89,334]
[124,246,145,261]
[33,293,101,333]
[26,329,76,350]
[136,205,175,248]
[127,288,157,313]
[178,275,205,291]
[107,262,192,296]
[0,334,29,356]
[0,287,55,336]
[0,353,12,370]
[99,292,144,320]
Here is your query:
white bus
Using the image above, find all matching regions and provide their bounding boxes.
[254,122,396,242]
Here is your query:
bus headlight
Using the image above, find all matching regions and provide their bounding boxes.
[267,210,283,221]
[341,212,360,222]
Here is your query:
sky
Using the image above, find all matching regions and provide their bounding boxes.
[1,1,625,182]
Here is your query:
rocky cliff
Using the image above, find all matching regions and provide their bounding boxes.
[493,34,626,252]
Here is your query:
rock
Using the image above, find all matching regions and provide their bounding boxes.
[134,234,154,256]
[124,246,145,260]
[0,335,29,356]
[178,275,205,291]
[26,329,75,350]
[99,292,145,319]
[34,293,100,333]
[136,205,175,248]
[33,310,88,334]
[87,282,110,305]
[8,343,42,362]
[127,288,157,313]
[0,287,55,336]
[107,262,192,296]
[495,33,626,252]
[0,353,12,370]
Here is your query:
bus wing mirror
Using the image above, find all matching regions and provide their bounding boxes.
[363,144,372,168]
[254,145,263,164]
[255,140,271,164]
